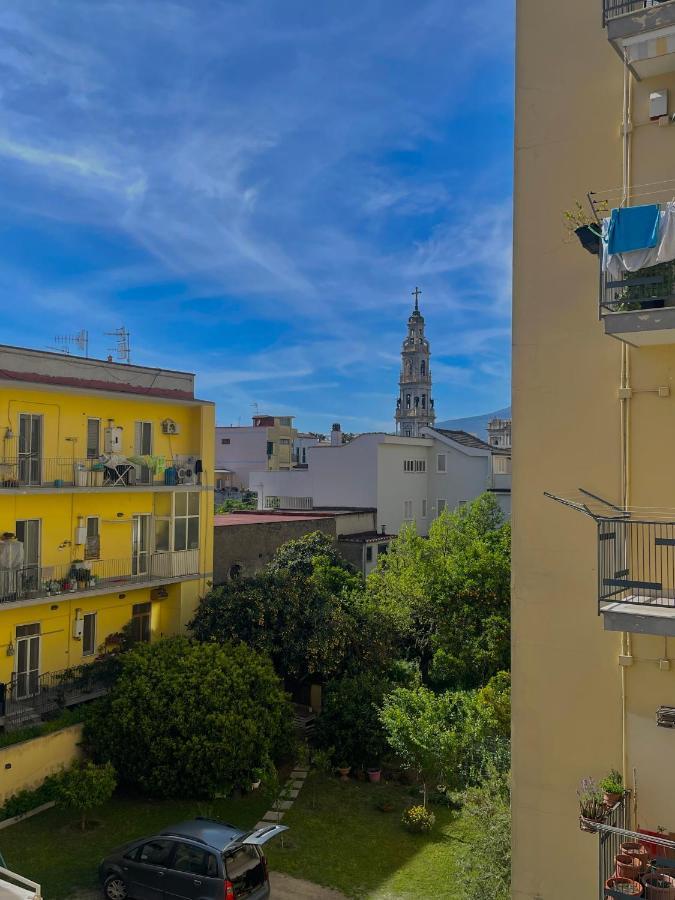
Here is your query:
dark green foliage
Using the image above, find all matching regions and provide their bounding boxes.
[315,673,392,770]
[459,772,511,900]
[266,531,352,578]
[84,636,293,797]
[58,760,117,830]
[0,708,84,750]
[215,495,257,513]
[0,774,61,821]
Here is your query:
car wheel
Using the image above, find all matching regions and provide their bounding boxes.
[104,875,128,900]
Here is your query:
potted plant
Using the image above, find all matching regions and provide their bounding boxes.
[600,769,624,807]
[367,766,382,784]
[643,873,675,899]
[74,567,90,590]
[578,777,605,832]
[337,762,351,782]
[615,854,642,881]
[564,200,602,255]
[251,768,264,791]
[88,574,97,589]
[605,876,643,896]
[620,841,651,874]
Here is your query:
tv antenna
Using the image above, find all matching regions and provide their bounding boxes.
[105,326,131,363]
[53,329,89,357]
[251,402,259,417]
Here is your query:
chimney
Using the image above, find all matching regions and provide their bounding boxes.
[331,423,342,446]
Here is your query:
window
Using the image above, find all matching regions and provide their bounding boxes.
[422,499,427,518]
[83,612,97,657]
[437,499,447,515]
[279,438,290,445]
[406,394,411,409]
[173,492,200,551]
[457,500,467,508]
[131,602,151,644]
[279,417,292,426]
[421,395,426,409]
[437,453,447,473]
[216,478,224,491]
[84,517,100,560]
[134,421,153,454]
[403,500,413,520]
[221,438,231,445]
[379,543,389,555]
[171,842,218,877]
[366,546,373,563]
[267,441,274,457]
[403,459,426,472]
[493,456,511,474]
[229,564,242,580]
[86,419,100,458]
[420,360,426,377]
[137,839,173,866]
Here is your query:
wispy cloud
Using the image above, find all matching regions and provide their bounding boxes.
[0,0,514,430]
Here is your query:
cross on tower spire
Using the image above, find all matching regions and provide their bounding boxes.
[411,286,421,312]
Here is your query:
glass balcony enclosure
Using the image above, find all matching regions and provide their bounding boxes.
[603,0,675,80]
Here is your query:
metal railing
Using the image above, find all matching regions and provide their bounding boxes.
[1,662,113,731]
[591,796,675,898]
[598,517,675,611]
[264,496,313,510]
[600,259,675,319]
[0,549,200,604]
[0,455,200,489]
[602,0,673,27]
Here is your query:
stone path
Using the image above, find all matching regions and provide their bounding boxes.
[269,871,348,899]
[254,766,309,829]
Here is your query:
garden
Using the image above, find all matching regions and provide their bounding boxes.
[0,494,511,900]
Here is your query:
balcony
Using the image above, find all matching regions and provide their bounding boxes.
[589,794,675,898]
[600,258,675,345]
[547,490,675,636]
[0,455,202,491]
[0,549,200,606]
[603,0,675,80]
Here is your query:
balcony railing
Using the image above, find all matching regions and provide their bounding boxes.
[603,0,675,78]
[263,496,313,510]
[589,795,675,898]
[0,549,200,604]
[0,455,201,489]
[0,662,114,731]
[603,0,659,25]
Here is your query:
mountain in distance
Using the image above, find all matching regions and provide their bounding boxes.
[435,406,511,440]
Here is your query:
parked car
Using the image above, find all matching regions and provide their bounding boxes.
[99,819,287,900]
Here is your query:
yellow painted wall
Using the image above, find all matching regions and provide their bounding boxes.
[0,377,214,687]
[514,1,675,898]
[267,419,298,470]
[0,724,83,803]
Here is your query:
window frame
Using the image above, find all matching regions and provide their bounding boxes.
[82,612,97,657]
[437,453,447,473]
[86,418,100,459]
[437,499,447,515]
[84,516,100,560]
[131,602,152,644]
[403,499,413,521]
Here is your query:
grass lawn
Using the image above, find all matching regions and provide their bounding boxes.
[266,774,473,899]
[0,791,269,900]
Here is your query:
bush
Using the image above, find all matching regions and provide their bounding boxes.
[402,804,435,833]
[84,636,293,797]
[0,708,84,750]
[58,760,116,830]
[459,772,510,900]
[315,673,391,770]
[0,774,61,821]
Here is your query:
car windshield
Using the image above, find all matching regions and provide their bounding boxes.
[224,845,265,897]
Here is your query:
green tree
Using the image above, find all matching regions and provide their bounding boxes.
[84,637,292,797]
[58,760,116,830]
[367,493,510,687]
[460,771,511,900]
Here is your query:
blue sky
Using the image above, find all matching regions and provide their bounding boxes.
[0,0,514,433]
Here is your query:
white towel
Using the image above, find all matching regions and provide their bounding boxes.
[603,201,675,279]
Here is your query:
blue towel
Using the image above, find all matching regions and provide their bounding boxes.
[608,204,660,254]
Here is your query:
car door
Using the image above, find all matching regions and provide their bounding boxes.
[126,838,175,900]
[163,841,221,900]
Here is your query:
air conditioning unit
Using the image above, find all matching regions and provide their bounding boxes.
[176,466,195,485]
[162,418,180,435]
[72,613,83,640]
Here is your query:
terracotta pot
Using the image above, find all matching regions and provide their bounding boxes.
[367,768,381,784]
[621,842,651,874]
[643,873,675,899]
[605,791,623,808]
[337,766,351,782]
[580,815,602,833]
[605,876,643,897]
[615,855,642,881]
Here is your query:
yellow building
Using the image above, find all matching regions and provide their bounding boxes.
[514,0,675,896]
[0,344,213,723]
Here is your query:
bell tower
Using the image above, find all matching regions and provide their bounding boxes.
[395,287,435,437]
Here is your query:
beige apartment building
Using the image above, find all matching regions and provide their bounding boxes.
[514,1,675,897]
[215,415,297,490]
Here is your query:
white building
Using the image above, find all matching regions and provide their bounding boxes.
[250,426,510,536]
[215,415,296,490]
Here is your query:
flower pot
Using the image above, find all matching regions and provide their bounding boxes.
[580,815,603,833]
[575,224,601,256]
[367,768,381,784]
[640,298,666,311]
[337,766,351,782]
[605,876,643,896]
[77,580,87,591]
[251,781,261,791]
[605,791,623,808]
[620,842,650,874]
[643,873,675,899]
[615,854,642,881]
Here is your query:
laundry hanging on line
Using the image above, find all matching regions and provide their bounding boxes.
[603,201,675,278]
[606,203,660,255]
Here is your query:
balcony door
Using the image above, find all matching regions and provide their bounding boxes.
[132,514,151,576]
[16,519,40,593]
[15,623,40,699]
[134,422,153,484]
[18,414,42,485]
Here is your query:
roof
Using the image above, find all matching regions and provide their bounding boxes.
[215,512,333,527]
[161,818,243,851]
[337,530,395,543]
[434,429,493,451]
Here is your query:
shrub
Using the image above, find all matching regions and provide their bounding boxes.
[0,774,61,821]
[599,769,623,795]
[315,673,391,770]
[58,760,116,830]
[459,772,510,900]
[84,636,293,797]
[402,804,435,833]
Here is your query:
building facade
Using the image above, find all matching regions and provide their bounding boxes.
[486,417,511,450]
[0,345,214,726]
[513,0,675,896]
[215,415,297,490]
[395,293,435,437]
